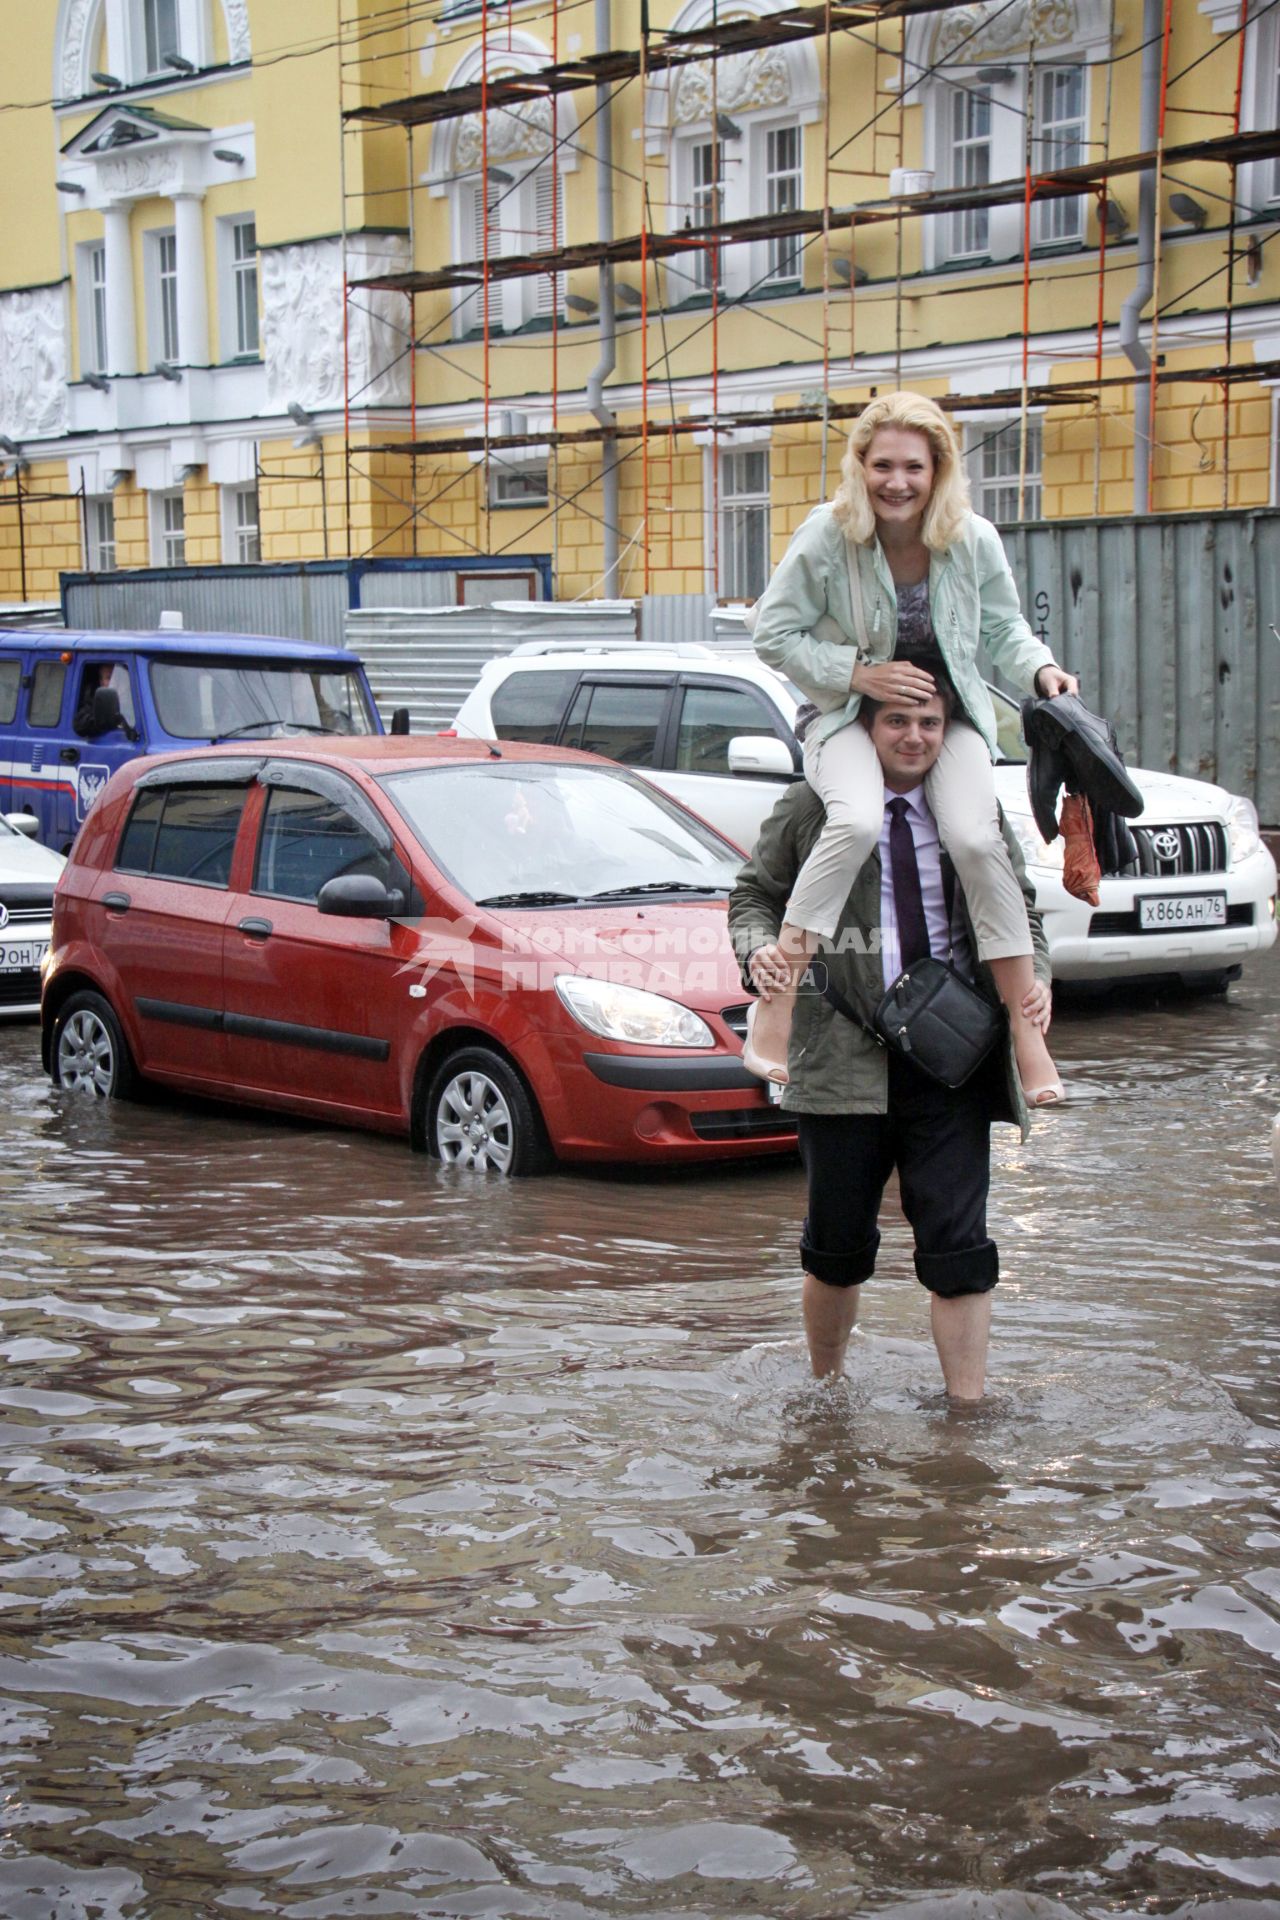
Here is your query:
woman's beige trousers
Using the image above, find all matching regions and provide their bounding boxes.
[786,717,1033,960]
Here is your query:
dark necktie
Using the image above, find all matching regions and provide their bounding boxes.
[888,796,931,968]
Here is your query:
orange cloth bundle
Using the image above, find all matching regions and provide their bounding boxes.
[1060,791,1101,906]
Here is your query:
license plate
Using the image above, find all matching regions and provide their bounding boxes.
[0,942,47,973]
[1137,893,1227,930]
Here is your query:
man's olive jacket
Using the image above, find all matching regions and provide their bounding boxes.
[727,781,1052,1139]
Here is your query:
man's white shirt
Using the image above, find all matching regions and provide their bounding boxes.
[877,782,972,989]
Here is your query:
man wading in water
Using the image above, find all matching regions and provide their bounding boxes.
[728,689,1052,1402]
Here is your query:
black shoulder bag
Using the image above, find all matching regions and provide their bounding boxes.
[817,864,1006,1090]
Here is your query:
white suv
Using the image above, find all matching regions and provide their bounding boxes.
[453,639,1277,988]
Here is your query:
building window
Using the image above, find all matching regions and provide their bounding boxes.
[87,244,108,374]
[968,418,1042,523]
[143,0,180,75]
[719,448,770,599]
[232,218,259,357]
[225,483,260,562]
[947,84,992,259]
[531,172,566,321]
[689,139,725,292]
[461,176,502,334]
[456,168,565,337]
[928,64,1089,267]
[489,461,549,508]
[1034,66,1087,245]
[149,229,179,366]
[153,489,186,565]
[88,497,117,571]
[764,125,802,283]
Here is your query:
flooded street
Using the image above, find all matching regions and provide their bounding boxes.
[1,955,1278,1919]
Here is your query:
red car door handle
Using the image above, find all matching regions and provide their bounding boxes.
[102,891,130,911]
[237,917,273,940]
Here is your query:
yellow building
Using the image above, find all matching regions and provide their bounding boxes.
[0,0,1276,607]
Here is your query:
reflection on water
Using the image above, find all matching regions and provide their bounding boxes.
[1,957,1278,1917]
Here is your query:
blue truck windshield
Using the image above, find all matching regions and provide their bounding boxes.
[149,659,375,741]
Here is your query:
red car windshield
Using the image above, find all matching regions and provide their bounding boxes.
[381,762,742,906]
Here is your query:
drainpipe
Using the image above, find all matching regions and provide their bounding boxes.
[587,0,619,595]
[1120,0,1163,514]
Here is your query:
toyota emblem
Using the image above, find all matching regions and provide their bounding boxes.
[1151,828,1182,860]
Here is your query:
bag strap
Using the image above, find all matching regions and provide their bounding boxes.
[818,968,886,1046]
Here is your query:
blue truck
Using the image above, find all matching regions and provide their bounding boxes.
[0,626,397,852]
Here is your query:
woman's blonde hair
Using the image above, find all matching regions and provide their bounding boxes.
[832,390,971,551]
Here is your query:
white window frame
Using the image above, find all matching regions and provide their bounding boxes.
[716,445,771,599]
[216,214,259,361]
[76,241,109,377]
[87,496,117,571]
[1232,0,1280,213]
[151,489,187,566]
[221,481,260,562]
[1033,65,1088,246]
[921,62,1090,269]
[965,415,1043,523]
[488,459,550,508]
[144,227,179,367]
[121,0,214,83]
[452,164,565,339]
[762,122,803,285]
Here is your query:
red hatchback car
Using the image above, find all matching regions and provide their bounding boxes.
[42,738,797,1173]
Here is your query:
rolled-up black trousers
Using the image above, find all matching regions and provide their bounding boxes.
[796,1052,999,1300]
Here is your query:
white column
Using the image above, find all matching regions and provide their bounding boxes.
[102,202,137,377]
[172,192,209,368]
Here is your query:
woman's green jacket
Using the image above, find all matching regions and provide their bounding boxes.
[750,501,1055,758]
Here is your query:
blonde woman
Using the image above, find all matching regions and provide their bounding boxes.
[745,391,1074,1103]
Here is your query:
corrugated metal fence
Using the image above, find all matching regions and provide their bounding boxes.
[1002,509,1279,826]
[62,555,553,648]
[348,601,638,732]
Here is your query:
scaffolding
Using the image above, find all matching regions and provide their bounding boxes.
[334,0,1280,594]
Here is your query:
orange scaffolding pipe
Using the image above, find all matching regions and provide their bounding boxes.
[1222,0,1249,505]
[1146,0,1176,498]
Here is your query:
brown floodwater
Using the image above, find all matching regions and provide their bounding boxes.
[1,953,1278,1918]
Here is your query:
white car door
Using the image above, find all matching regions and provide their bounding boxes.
[652,676,798,850]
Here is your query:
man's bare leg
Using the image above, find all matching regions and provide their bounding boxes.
[929,1291,993,1402]
[802,1271,860,1379]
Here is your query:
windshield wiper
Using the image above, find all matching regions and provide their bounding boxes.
[474,889,584,907]
[211,720,337,743]
[582,881,729,900]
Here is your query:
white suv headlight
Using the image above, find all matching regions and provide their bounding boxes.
[1227,794,1262,866]
[555,974,715,1048]
[1005,812,1065,873]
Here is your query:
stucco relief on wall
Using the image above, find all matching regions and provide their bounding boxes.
[933,0,1080,62]
[0,287,69,441]
[263,239,411,413]
[671,44,791,124]
[59,0,95,96]
[224,0,251,63]
[456,90,555,171]
[98,149,182,200]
